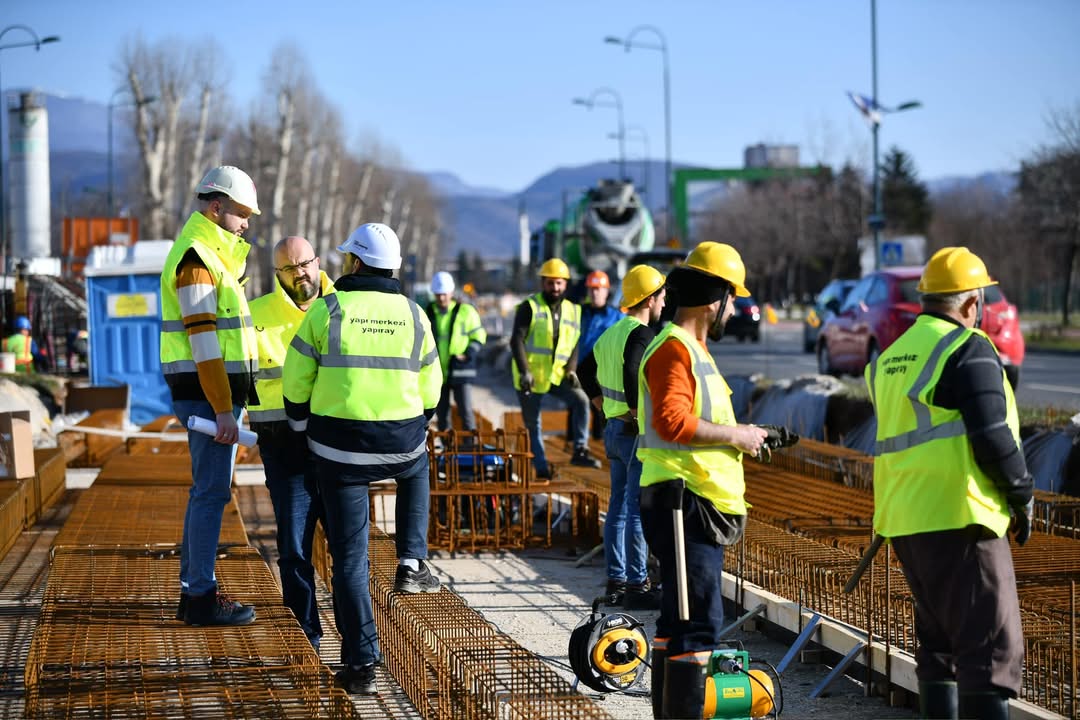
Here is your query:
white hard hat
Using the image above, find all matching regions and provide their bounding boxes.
[337,223,402,270]
[196,165,261,215]
[431,271,455,295]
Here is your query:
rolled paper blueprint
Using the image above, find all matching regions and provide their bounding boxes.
[187,415,258,447]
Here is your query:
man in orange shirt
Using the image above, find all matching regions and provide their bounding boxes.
[636,242,769,719]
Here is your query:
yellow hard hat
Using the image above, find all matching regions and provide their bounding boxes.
[917,246,997,294]
[538,258,571,280]
[621,265,666,309]
[685,242,750,297]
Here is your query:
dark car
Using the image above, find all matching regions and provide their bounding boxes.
[816,267,1025,386]
[726,295,761,342]
[803,279,856,352]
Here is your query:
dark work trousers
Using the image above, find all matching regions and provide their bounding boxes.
[260,438,324,647]
[436,383,476,432]
[891,526,1024,696]
[641,491,727,656]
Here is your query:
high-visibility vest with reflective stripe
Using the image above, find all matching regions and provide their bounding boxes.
[429,300,487,380]
[512,294,581,394]
[247,271,335,423]
[866,314,1018,538]
[593,315,644,418]
[159,212,258,378]
[636,324,746,515]
[282,289,442,465]
[3,333,32,373]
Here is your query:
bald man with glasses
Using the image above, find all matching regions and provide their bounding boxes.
[247,236,335,649]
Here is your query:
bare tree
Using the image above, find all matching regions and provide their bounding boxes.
[117,36,194,238]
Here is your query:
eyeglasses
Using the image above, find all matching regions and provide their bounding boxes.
[275,257,317,274]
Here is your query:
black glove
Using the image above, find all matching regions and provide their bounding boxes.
[756,424,800,462]
[519,371,534,394]
[1010,498,1034,547]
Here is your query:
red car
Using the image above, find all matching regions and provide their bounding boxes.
[816,266,1024,387]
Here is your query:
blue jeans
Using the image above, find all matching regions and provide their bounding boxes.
[261,437,324,646]
[518,379,590,475]
[316,454,430,667]
[173,400,240,597]
[436,383,476,432]
[641,490,727,656]
[603,418,649,585]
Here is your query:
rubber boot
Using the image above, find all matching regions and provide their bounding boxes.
[662,651,709,720]
[918,680,958,719]
[650,638,668,719]
[959,691,1010,720]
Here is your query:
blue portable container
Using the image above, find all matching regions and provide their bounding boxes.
[84,241,174,425]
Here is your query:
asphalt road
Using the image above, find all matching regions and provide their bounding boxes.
[711,321,1080,412]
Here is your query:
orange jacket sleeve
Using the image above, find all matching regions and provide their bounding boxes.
[642,337,699,444]
[177,256,233,414]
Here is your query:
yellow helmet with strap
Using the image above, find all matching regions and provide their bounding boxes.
[538,258,571,279]
[685,242,750,297]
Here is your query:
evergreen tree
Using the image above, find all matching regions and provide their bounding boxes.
[880,147,932,234]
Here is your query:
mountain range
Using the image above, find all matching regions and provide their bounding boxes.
[9,91,1018,259]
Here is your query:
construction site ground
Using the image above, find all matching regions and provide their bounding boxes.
[4,361,1068,719]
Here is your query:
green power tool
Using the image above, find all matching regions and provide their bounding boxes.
[664,645,779,719]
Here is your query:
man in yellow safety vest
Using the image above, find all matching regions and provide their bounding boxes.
[159,165,260,628]
[426,270,487,432]
[248,235,333,650]
[866,247,1033,720]
[283,223,442,695]
[3,315,36,373]
[510,258,600,478]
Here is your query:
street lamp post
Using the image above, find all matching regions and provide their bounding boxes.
[609,125,650,197]
[0,24,58,323]
[605,25,671,241]
[849,0,921,271]
[108,90,156,219]
[572,87,626,180]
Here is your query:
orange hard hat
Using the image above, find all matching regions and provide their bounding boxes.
[585,270,610,289]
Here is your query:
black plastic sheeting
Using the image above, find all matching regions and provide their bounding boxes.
[1023,427,1080,495]
[736,373,1080,497]
[745,375,849,441]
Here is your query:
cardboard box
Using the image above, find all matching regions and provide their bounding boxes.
[0,410,35,480]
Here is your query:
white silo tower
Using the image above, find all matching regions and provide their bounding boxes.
[7,91,51,262]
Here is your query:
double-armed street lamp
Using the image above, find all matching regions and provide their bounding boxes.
[0,25,59,276]
[849,0,921,271]
[108,89,157,218]
[605,25,671,241]
[572,87,626,180]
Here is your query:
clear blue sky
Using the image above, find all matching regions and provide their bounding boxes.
[5,0,1078,192]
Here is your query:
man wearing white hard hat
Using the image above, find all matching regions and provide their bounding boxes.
[283,223,442,695]
[426,270,487,433]
[160,165,261,627]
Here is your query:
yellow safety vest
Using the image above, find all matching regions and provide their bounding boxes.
[247,271,335,423]
[283,287,442,466]
[593,316,644,418]
[2,333,32,373]
[428,300,487,381]
[637,324,746,515]
[866,314,1019,538]
[512,294,581,394]
[159,212,258,386]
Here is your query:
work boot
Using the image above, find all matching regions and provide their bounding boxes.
[604,579,627,606]
[570,446,601,469]
[959,691,1010,720]
[175,593,189,621]
[393,560,441,594]
[183,590,255,627]
[624,581,662,611]
[918,680,958,719]
[336,664,377,694]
